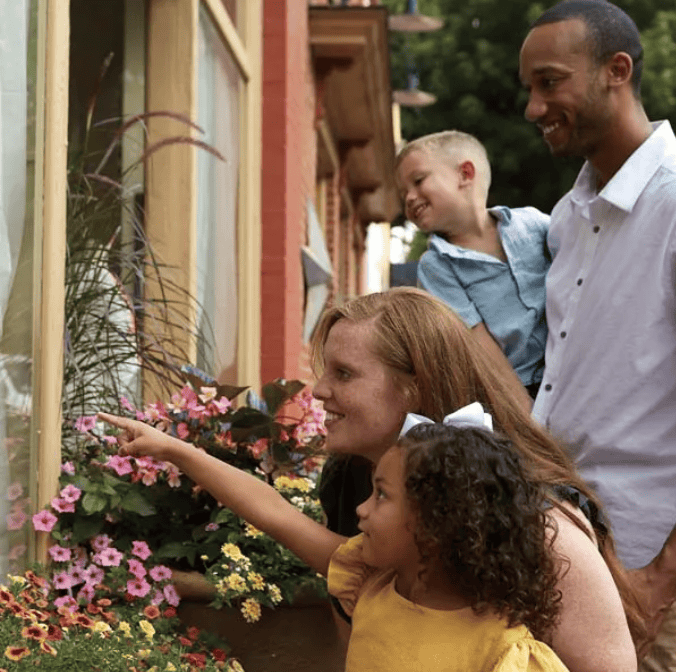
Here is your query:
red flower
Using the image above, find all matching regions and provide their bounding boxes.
[163,606,177,618]
[179,636,193,647]
[212,648,228,662]
[181,653,206,669]
[143,605,161,620]
[187,626,201,641]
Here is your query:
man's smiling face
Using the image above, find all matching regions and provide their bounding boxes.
[519,18,613,160]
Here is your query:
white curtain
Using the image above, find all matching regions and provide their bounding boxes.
[0,0,29,578]
[196,5,240,381]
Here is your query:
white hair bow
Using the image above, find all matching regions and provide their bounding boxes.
[399,402,493,438]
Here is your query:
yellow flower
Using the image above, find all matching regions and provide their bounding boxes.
[267,584,283,604]
[228,662,245,672]
[273,475,312,493]
[92,621,111,634]
[226,573,247,593]
[220,543,245,561]
[8,575,27,587]
[118,621,132,637]
[243,522,263,538]
[139,619,155,640]
[240,597,261,623]
[247,572,265,591]
[165,663,177,671]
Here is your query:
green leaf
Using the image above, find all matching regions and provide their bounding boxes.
[72,516,104,543]
[261,379,305,416]
[156,541,191,560]
[82,492,108,514]
[119,490,156,516]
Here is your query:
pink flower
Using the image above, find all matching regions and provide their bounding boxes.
[149,565,172,582]
[68,566,87,586]
[52,571,73,590]
[84,565,104,585]
[144,402,168,422]
[126,578,151,598]
[141,468,159,487]
[105,455,133,476]
[7,509,28,531]
[61,462,75,475]
[205,523,219,532]
[7,482,23,501]
[91,534,112,552]
[54,595,78,611]
[163,583,181,607]
[176,422,190,440]
[48,545,72,562]
[150,589,165,605]
[32,509,58,532]
[8,543,27,560]
[120,396,135,412]
[101,435,118,445]
[128,558,147,579]
[166,465,181,488]
[51,497,75,513]
[249,438,269,459]
[93,547,123,567]
[74,415,97,433]
[211,397,232,414]
[131,540,152,560]
[59,484,82,503]
[77,583,96,603]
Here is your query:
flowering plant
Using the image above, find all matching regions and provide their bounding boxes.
[30,371,327,632]
[0,565,242,671]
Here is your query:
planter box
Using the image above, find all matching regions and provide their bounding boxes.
[173,570,347,672]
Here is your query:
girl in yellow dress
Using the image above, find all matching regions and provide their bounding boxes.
[99,406,570,671]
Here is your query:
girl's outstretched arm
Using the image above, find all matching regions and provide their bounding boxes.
[97,413,346,576]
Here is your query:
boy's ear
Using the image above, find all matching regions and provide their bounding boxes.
[458,160,476,184]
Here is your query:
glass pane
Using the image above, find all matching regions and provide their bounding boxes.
[0,0,38,576]
[220,0,237,32]
[197,4,241,384]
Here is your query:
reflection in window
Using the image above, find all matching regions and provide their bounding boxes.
[0,0,37,577]
[196,5,241,384]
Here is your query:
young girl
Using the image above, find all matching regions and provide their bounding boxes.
[98,407,569,671]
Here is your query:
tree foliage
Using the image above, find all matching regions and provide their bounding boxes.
[383,0,676,214]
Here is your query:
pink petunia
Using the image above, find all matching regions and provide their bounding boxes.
[7,509,28,531]
[128,558,147,579]
[7,482,23,501]
[54,595,78,611]
[84,565,104,585]
[93,547,123,567]
[59,484,82,503]
[48,545,72,563]
[163,583,181,607]
[105,455,134,477]
[51,497,75,514]
[149,565,172,582]
[68,565,87,586]
[32,509,58,532]
[126,577,151,598]
[91,534,112,552]
[120,396,135,412]
[131,540,152,561]
[74,415,97,433]
[77,583,96,603]
[61,462,75,475]
[52,572,73,590]
[150,589,165,606]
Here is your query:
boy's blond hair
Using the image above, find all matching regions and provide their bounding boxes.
[395,130,492,201]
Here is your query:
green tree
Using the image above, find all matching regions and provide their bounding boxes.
[384,0,676,214]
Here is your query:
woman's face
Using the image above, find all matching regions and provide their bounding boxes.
[313,319,413,462]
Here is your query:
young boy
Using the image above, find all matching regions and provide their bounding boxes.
[395,131,550,405]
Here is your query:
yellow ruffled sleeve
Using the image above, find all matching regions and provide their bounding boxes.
[327,534,377,618]
[491,636,571,672]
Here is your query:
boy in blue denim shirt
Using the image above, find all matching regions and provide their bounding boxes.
[396,131,551,407]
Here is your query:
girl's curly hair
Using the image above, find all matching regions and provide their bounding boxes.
[401,424,562,641]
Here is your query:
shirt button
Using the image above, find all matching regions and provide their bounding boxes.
[544,384,552,391]
[577,278,583,286]
[593,226,600,233]
[560,331,567,338]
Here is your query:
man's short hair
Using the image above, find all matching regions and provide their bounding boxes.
[532,0,643,98]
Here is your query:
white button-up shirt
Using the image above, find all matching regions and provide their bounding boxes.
[533,120,676,568]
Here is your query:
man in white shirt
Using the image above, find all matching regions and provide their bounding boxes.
[520,1,676,668]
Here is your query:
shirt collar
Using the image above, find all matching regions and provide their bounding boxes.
[571,120,676,213]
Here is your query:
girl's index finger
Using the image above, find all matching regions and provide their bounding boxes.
[97,412,131,430]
